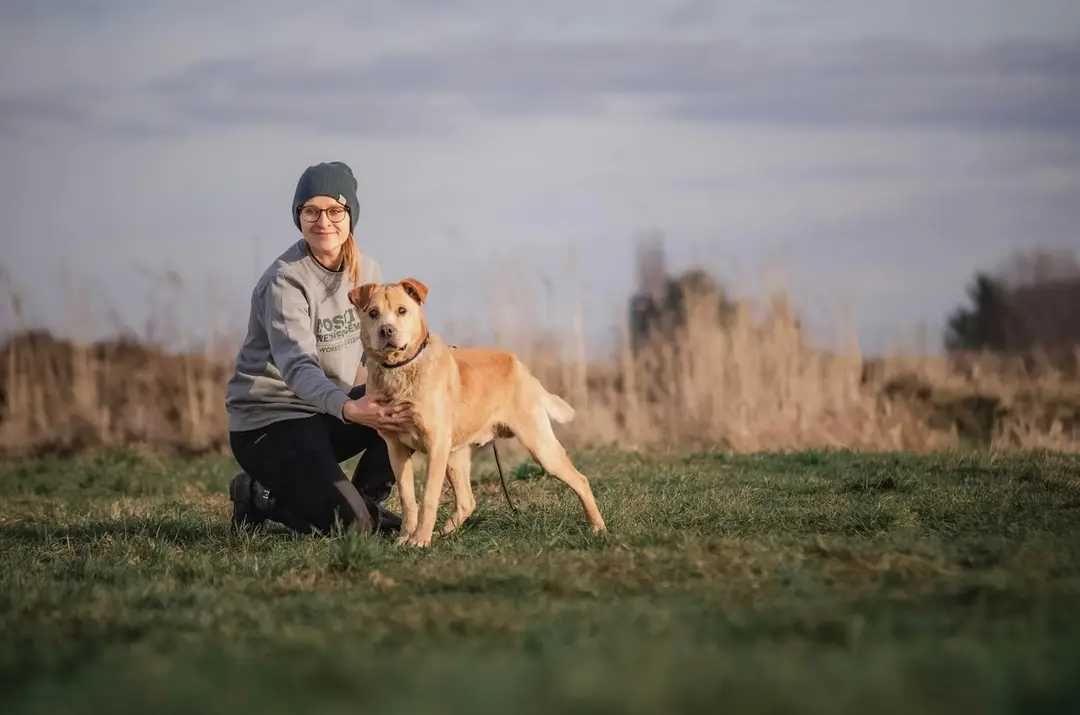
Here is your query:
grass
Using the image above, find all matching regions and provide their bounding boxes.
[1,447,1079,714]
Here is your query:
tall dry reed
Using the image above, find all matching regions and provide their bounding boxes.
[1,293,1078,456]
[526,292,959,452]
[0,331,228,456]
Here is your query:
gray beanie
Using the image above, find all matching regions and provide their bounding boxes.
[292,161,359,231]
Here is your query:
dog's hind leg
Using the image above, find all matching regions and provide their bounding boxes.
[513,411,606,532]
[440,447,476,537]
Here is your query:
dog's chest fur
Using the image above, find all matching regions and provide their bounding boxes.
[366,340,451,452]
[365,339,507,452]
[367,356,426,404]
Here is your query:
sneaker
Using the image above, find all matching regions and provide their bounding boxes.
[229,472,272,531]
[358,478,393,505]
[356,475,398,534]
[361,495,402,535]
[374,503,402,534]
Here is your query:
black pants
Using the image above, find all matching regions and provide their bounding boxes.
[229,385,393,534]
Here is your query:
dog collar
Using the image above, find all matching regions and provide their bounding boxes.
[380,334,430,369]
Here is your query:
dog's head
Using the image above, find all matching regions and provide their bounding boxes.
[349,278,429,364]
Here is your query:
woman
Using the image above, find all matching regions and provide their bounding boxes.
[225,161,412,534]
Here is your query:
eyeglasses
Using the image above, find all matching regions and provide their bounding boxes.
[298,205,349,223]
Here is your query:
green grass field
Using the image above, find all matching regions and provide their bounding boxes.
[2,448,1079,714]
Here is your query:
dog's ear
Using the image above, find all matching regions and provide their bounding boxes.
[349,283,379,310]
[399,278,429,305]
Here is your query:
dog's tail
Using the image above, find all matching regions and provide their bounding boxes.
[543,391,576,424]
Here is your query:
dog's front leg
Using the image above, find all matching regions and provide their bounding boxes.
[382,437,418,544]
[404,432,451,548]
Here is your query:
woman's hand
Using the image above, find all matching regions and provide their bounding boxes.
[342,395,414,433]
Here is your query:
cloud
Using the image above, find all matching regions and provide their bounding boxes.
[335,35,1080,131]
[4,1,1079,143]
[0,94,84,133]
[6,31,1071,139]
[675,38,1080,131]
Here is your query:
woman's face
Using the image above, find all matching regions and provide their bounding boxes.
[298,195,351,262]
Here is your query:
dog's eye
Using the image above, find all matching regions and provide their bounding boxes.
[397,306,407,316]
[368,309,379,319]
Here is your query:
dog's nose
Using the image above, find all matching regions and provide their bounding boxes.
[379,324,396,339]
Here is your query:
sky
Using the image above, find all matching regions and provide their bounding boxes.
[1,0,1078,356]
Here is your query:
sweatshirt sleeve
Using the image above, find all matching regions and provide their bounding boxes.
[263,272,350,420]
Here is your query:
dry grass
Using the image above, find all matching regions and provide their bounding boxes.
[524,291,1080,453]
[2,291,1078,457]
[0,331,228,456]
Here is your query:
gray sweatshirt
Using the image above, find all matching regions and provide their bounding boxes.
[226,239,382,431]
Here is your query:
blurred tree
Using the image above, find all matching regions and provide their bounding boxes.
[630,266,737,350]
[946,247,1080,353]
[944,273,1010,351]
[997,247,1080,288]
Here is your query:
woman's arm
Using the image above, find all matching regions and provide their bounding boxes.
[263,273,351,419]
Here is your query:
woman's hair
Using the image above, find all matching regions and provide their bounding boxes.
[342,233,362,286]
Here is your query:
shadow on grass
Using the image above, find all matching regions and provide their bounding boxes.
[0,517,287,547]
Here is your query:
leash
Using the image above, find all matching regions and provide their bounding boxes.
[492,442,518,513]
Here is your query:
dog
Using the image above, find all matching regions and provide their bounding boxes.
[348,278,607,547]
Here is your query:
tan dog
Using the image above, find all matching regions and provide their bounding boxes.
[348,278,607,547]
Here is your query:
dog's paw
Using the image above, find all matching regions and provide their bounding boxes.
[403,531,433,548]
